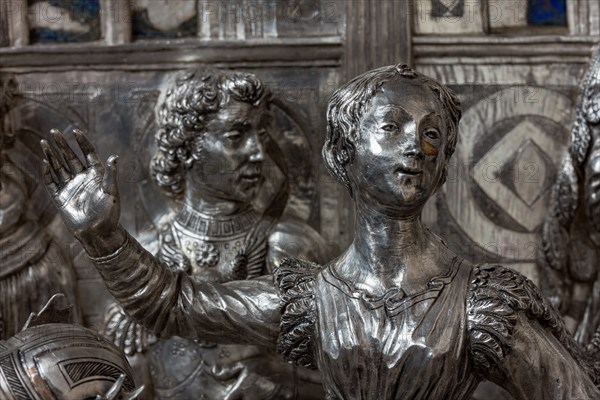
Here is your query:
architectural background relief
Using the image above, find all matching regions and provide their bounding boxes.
[0,1,599,399]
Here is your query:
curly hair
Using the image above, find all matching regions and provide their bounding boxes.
[322,64,461,196]
[151,69,271,198]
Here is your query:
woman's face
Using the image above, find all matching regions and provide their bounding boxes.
[346,80,449,216]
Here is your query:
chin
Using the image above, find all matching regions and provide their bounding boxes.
[387,188,430,211]
[231,187,260,203]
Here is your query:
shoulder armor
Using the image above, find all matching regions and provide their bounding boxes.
[273,257,322,369]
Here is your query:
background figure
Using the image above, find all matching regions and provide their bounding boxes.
[39,64,600,400]
[539,44,600,353]
[0,76,79,339]
[101,69,325,400]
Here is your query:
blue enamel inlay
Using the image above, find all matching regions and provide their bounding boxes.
[527,0,567,26]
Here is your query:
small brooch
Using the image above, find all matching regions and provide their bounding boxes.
[185,240,220,268]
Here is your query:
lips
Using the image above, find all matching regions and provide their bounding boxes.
[395,165,422,176]
[239,170,263,183]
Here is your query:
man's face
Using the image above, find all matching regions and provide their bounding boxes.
[346,80,449,216]
[187,100,269,204]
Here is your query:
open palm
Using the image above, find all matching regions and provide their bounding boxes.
[41,129,120,244]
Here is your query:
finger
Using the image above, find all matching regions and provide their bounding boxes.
[212,362,245,380]
[115,314,132,354]
[42,159,59,195]
[135,324,144,354]
[41,139,71,185]
[223,368,249,400]
[73,128,102,168]
[51,129,84,174]
[102,155,119,197]
[103,374,125,400]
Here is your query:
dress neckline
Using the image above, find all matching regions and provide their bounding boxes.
[322,256,462,315]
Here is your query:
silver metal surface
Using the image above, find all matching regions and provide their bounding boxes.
[42,64,600,400]
[45,68,325,399]
[0,76,80,340]
[0,294,143,400]
[539,43,600,354]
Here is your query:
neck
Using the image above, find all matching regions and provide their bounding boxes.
[345,199,430,280]
[182,188,247,218]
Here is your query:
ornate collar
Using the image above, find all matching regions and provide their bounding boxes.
[173,204,260,239]
[323,257,462,316]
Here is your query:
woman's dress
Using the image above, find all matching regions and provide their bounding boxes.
[92,231,600,400]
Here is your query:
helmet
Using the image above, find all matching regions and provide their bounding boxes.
[0,295,143,399]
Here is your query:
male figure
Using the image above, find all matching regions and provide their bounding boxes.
[539,44,600,353]
[48,69,325,399]
[42,65,599,400]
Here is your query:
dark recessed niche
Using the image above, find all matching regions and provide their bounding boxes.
[28,0,101,44]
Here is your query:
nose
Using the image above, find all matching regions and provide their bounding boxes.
[248,132,265,162]
[403,144,424,159]
[402,126,424,160]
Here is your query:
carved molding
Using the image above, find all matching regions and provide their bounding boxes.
[413,35,599,65]
[0,37,343,72]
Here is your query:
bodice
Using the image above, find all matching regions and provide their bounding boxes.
[274,258,600,400]
[314,259,478,400]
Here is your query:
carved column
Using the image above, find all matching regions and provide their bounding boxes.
[100,0,131,45]
[344,0,412,80]
[5,0,28,47]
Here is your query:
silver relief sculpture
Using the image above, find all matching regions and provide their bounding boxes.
[93,69,325,399]
[0,294,144,400]
[539,44,600,354]
[0,77,79,340]
[41,65,600,400]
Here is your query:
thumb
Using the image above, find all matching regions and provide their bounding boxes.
[102,155,119,196]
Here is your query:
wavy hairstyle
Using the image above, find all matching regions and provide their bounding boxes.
[151,69,271,199]
[322,64,461,196]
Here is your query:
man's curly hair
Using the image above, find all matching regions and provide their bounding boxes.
[322,64,461,196]
[151,69,271,199]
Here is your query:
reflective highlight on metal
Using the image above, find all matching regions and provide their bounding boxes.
[0,294,143,400]
[49,69,324,399]
[539,44,600,354]
[0,76,80,341]
[42,64,600,400]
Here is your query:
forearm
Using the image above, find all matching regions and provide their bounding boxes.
[90,229,281,346]
[78,224,128,258]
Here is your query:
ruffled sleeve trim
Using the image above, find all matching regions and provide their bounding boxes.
[273,257,322,369]
[466,264,598,385]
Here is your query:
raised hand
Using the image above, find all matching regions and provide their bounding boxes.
[41,129,125,257]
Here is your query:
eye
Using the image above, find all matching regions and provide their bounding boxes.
[380,123,398,132]
[224,130,242,141]
[423,128,440,140]
[257,129,268,138]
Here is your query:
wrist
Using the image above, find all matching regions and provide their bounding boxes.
[78,225,128,258]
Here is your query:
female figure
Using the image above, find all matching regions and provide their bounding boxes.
[41,65,600,400]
